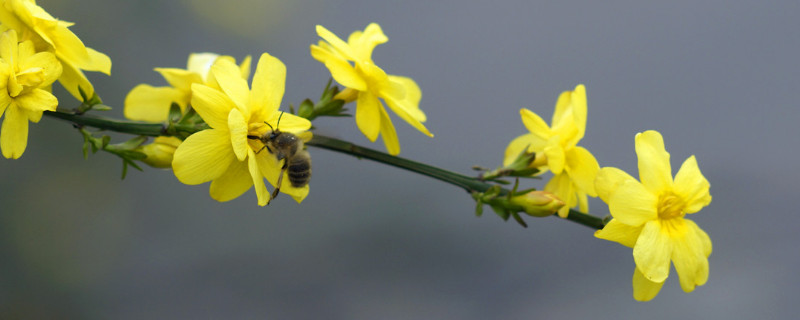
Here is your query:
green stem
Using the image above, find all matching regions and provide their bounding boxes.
[43,109,606,230]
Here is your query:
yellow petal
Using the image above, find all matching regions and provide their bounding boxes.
[250,53,285,117]
[595,167,636,201]
[0,30,17,64]
[671,219,711,292]
[124,84,187,122]
[239,55,252,80]
[387,75,424,121]
[155,67,203,92]
[543,136,565,174]
[564,146,599,196]
[228,108,248,161]
[1,104,28,159]
[544,173,575,218]
[311,45,367,91]
[355,91,381,141]
[633,220,673,283]
[172,129,235,185]
[186,52,220,77]
[191,83,236,129]
[378,104,400,155]
[209,157,252,202]
[552,84,587,141]
[57,57,94,100]
[212,59,250,113]
[248,149,270,206]
[84,47,111,74]
[15,89,57,113]
[349,23,388,60]
[673,155,712,214]
[316,25,357,60]
[594,219,643,248]
[264,112,311,134]
[635,130,673,193]
[21,51,61,85]
[503,133,539,167]
[383,92,433,137]
[520,108,551,140]
[632,267,665,301]
[607,177,658,226]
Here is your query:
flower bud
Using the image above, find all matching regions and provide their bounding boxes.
[333,87,359,103]
[510,191,565,217]
[137,136,182,168]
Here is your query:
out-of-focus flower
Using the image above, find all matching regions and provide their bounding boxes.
[594,130,712,301]
[125,53,251,122]
[0,29,61,159]
[503,84,599,218]
[172,53,311,206]
[0,0,111,100]
[311,23,431,155]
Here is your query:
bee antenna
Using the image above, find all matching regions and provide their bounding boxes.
[276,111,284,128]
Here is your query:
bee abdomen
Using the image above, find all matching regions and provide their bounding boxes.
[287,155,311,187]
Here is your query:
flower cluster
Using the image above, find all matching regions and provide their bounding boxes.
[0,0,110,158]
[504,84,599,218]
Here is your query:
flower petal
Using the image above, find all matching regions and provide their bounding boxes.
[228,108,248,161]
[250,53,285,117]
[503,133,541,167]
[264,112,312,134]
[633,220,673,283]
[673,155,712,214]
[387,75,424,121]
[209,157,252,202]
[155,67,203,92]
[632,267,665,301]
[671,219,711,292]
[191,83,236,129]
[124,84,187,122]
[383,92,433,137]
[212,59,250,113]
[635,130,673,194]
[84,47,112,74]
[520,108,551,140]
[311,44,367,91]
[349,23,388,61]
[57,57,94,100]
[172,129,235,185]
[315,25,357,60]
[186,52,220,77]
[607,178,658,226]
[595,219,643,248]
[1,104,28,159]
[595,167,636,202]
[543,136,565,174]
[21,51,62,84]
[544,173,575,218]
[248,149,270,206]
[355,91,381,141]
[564,146,599,196]
[15,89,57,113]
[378,104,400,155]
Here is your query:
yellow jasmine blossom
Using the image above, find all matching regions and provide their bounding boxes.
[125,53,251,122]
[172,53,311,206]
[0,0,111,100]
[0,29,61,159]
[594,130,712,301]
[503,84,599,218]
[310,23,432,155]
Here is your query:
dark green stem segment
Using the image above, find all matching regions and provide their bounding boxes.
[307,135,605,230]
[43,109,605,230]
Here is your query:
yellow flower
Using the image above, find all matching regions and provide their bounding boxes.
[310,23,432,155]
[503,84,599,218]
[0,29,61,159]
[172,53,311,206]
[594,130,712,301]
[0,0,111,100]
[124,53,251,122]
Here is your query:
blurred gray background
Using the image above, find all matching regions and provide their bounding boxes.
[1,0,798,318]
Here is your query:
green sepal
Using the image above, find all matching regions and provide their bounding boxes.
[511,212,528,228]
[168,102,182,123]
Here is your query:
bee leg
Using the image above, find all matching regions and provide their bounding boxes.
[270,160,288,203]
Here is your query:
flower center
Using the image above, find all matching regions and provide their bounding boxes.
[657,192,685,220]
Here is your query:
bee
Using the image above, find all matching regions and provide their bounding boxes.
[247,112,311,202]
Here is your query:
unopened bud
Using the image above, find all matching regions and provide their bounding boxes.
[333,87,359,103]
[137,136,182,168]
[510,191,565,217]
